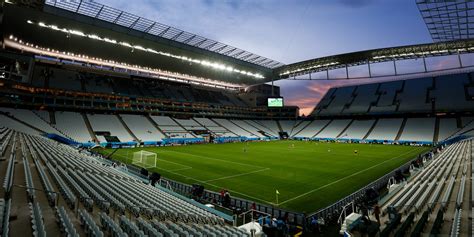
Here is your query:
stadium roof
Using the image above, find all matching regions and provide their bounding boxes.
[275,39,474,79]
[44,0,284,69]
[417,0,474,42]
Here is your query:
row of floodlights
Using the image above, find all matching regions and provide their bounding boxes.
[7,35,242,90]
[281,45,474,76]
[28,20,265,79]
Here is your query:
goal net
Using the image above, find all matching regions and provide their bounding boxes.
[132,150,157,169]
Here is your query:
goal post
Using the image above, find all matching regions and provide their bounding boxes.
[132,150,157,169]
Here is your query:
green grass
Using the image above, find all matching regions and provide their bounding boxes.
[96,141,429,213]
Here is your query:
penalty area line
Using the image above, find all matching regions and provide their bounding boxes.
[204,168,270,182]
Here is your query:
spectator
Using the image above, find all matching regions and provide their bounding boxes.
[149,172,161,186]
[373,204,381,224]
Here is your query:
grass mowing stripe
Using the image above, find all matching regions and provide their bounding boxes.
[96,141,429,212]
[278,147,424,205]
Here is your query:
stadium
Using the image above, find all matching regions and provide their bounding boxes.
[0,0,472,236]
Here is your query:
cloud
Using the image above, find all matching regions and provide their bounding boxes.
[338,0,375,8]
[93,0,435,115]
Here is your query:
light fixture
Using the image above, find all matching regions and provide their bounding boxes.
[27,20,265,79]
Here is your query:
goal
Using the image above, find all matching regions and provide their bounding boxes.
[132,150,157,169]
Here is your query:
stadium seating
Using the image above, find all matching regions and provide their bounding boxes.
[244,120,278,137]
[313,73,474,116]
[213,119,257,137]
[87,114,135,143]
[0,128,252,236]
[365,118,403,142]
[54,112,93,143]
[193,118,235,137]
[230,120,264,138]
[151,116,195,138]
[397,78,433,112]
[340,119,375,140]
[370,80,403,113]
[437,118,458,141]
[343,83,379,114]
[121,114,166,142]
[279,120,298,136]
[293,120,331,138]
[433,74,474,111]
[0,113,40,135]
[398,118,435,143]
[317,87,355,115]
[315,119,352,139]
[379,138,471,236]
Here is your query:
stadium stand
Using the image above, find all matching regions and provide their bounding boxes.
[293,120,331,138]
[378,138,471,237]
[437,118,459,142]
[0,108,56,134]
[151,116,195,138]
[0,128,248,236]
[341,119,376,140]
[120,114,166,143]
[313,74,474,116]
[87,114,136,143]
[1,1,474,236]
[397,78,433,113]
[345,84,379,114]
[213,119,258,138]
[53,112,93,143]
[398,118,436,143]
[364,118,402,142]
[370,80,403,113]
[315,119,352,139]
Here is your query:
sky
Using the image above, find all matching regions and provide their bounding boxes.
[95,0,435,115]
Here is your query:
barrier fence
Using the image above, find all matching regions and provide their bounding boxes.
[107,144,434,228]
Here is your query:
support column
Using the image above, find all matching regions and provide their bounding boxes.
[393,59,397,76]
[345,64,349,79]
[423,56,427,72]
[367,60,372,78]
[457,51,463,68]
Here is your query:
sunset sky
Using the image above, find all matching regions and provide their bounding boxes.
[96,0,440,115]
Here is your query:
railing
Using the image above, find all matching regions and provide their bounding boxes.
[103,142,433,228]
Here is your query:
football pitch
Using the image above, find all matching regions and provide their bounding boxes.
[96,141,429,213]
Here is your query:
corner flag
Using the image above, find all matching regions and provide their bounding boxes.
[276,190,280,206]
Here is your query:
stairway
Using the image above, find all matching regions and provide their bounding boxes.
[229,120,260,137]
[292,120,313,137]
[394,118,407,142]
[276,120,283,133]
[210,119,239,137]
[170,117,196,138]
[145,115,169,139]
[117,114,139,142]
[81,113,99,143]
[311,120,332,139]
[362,119,378,140]
[433,117,440,143]
[336,120,354,138]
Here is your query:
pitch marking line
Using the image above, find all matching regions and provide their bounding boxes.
[154,166,274,204]
[111,152,192,170]
[278,147,424,205]
[110,151,272,203]
[204,168,270,182]
[162,149,267,169]
[168,167,193,172]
